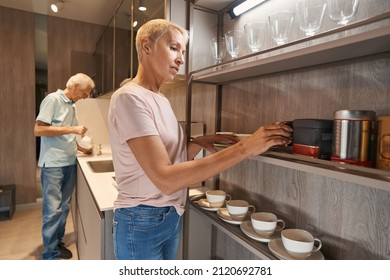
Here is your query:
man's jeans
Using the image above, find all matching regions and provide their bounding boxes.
[113,205,182,260]
[41,165,76,260]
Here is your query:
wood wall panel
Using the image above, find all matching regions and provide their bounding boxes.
[220,53,390,134]
[214,230,258,260]
[163,83,217,135]
[0,7,36,204]
[47,16,104,92]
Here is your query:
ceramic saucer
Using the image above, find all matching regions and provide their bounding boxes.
[196,198,221,211]
[217,208,251,225]
[240,221,281,243]
[268,238,325,260]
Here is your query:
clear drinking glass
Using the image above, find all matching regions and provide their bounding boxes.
[327,0,359,25]
[244,22,267,53]
[225,30,244,59]
[209,37,226,64]
[268,10,295,46]
[297,0,327,36]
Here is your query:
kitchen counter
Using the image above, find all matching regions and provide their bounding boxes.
[76,145,117,211]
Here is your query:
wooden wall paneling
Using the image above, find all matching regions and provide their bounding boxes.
[162,84,187,122]
[192,84,217,135]
[164,82,217,135]
[71,51,96,77]
[0,7,36,204]
[214,230,259,260]
[221,53,390,135]
[47,16,105,93]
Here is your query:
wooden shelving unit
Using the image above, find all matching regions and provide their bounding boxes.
[189,13,390,85]
[187,13,390,192]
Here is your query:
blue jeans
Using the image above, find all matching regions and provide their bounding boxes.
[113,205,182,260]
[41,165,76,260]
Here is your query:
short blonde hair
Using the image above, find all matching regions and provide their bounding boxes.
[135,19,189,61]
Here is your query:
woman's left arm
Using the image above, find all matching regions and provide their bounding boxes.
[187,134,238,159]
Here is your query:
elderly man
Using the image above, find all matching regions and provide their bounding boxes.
[34,73,95,260]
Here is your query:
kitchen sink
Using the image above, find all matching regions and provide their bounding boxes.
[87,160,114,173]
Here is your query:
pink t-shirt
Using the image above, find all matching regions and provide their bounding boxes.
[108,83,187,215]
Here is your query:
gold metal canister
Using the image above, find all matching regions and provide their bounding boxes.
[376,115,390,171]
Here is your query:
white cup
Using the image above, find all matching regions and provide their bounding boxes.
[296,0,327,36]
[281,229,322,259]
[269,10,295,45]
[206,190,231,208]
[251,212,285,236]
[226,200,256,221]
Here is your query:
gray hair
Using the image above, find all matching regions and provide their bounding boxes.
[135,19,189,61]
[66,73,95,89]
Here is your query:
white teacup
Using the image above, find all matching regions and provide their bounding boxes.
[281,229,322,259]
[251,212,285,236]
[226,200,256,221]
[206,190,231,208]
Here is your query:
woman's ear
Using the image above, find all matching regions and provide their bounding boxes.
[140,37,152,55]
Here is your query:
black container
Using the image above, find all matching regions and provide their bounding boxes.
[292,119,333,159]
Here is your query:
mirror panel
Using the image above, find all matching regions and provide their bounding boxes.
[115,0,131,88]
[93,0,166,96]
[94,16,114,95]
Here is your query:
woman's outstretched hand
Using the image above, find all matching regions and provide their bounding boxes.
[242,123,293,157]
[190,123,292,158]
[192,134,239,154]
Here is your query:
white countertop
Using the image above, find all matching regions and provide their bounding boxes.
[77,145,117,212]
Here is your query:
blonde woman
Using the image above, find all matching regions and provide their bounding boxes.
[108,19,292,260]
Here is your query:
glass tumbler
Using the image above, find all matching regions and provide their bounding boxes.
[297,0,327,36]
[225,30,244,59]
[327,0,359,25]
[244,22,267,53]
[268,10,295,45]
[210,37,226,64]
